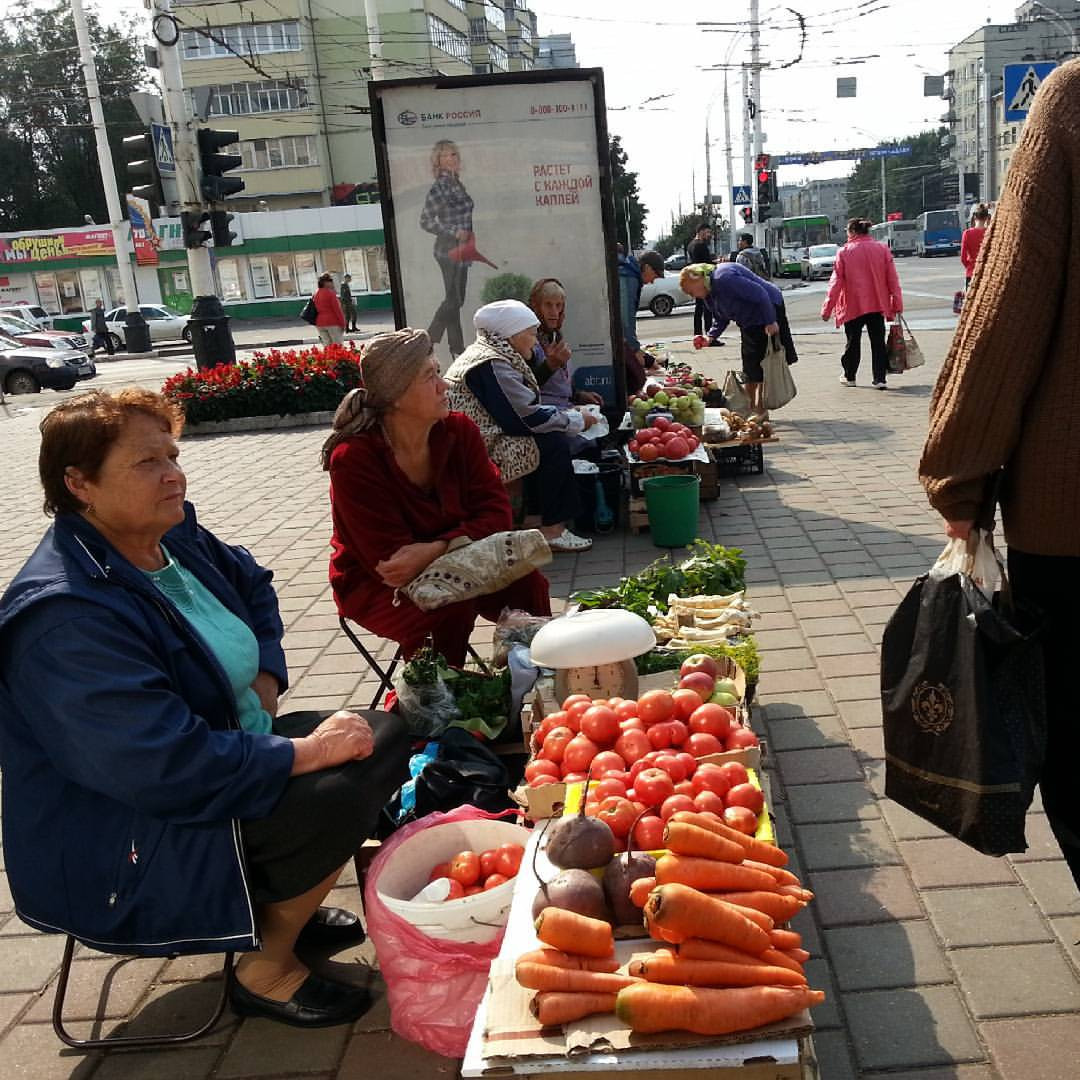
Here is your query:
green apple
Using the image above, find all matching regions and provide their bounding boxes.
[714,678,738,697]
[709,691,739,707]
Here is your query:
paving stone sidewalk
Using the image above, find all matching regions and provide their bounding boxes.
[0,328,1078,1079]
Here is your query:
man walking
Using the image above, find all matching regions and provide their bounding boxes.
[735,233,770,279]
[339,274,358,333]
[686,223,716,340]
[90,299,115,357]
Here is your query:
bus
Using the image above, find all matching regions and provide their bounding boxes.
[870,220,919,257]
[915,209,961,257]
[765,215,833,276]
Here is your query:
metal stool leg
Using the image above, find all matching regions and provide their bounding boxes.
[339,617,401,708]
[52,936,234,1051]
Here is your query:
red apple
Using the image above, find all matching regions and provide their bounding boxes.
[679,654,721,680]
[678,671,717,702]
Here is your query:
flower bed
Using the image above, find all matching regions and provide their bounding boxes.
[162,343,362,425]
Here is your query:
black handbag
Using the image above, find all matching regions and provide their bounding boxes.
[299,297,318,325]
[880,528,1046,856]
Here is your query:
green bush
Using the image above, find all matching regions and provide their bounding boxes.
[480,272,533,305]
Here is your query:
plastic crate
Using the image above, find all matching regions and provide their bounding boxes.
[712,442,765,476]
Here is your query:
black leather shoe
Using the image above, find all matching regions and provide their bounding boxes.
[296,905,366,950]
[230,973,372,1028]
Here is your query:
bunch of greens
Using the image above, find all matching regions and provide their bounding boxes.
[401,646,452,688]
[635,636,761,684]
[571,540,747,622]
[444,667,511,726]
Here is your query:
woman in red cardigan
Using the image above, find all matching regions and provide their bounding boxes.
[312,273,346,346]
[322,328,550,666]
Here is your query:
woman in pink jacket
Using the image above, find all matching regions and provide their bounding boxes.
[821,218,904,390]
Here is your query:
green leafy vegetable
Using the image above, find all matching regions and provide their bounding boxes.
[443,666,512,724]
[635,636,760,684]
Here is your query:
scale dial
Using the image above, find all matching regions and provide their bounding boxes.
[553,659,639,702]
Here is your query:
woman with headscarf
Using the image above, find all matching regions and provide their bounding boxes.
[323,328,551,666]
[420,139,474,358]
[444,300,598,554]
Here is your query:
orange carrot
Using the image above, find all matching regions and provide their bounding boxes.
[709,899,774,932]
[644,908,683,944]
[712,890,805,922]
[782,948,811,964]
[663,821,746,863]
[678,938,804,976]
[532,991,617,1026]
[778,884,815,902]
[645,883,772,954]
[655,854,778,893]
[743,859,803,887]
[628,954,807,988]
[534,908,614,958]
[516,948,620,973]
[514,961,638,993]
[629,876,656,908]
[769,928,802,951]
[615,983,825,1035]
[669,811,789,867]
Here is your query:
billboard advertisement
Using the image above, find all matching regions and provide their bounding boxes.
[126,195,161,267]
[370,69,624,405]
[0,227,115,264]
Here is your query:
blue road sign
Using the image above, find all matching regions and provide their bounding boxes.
[1003,62,1056,123]
[732,184,751,205]
[771,146,911,166]
[151,122,175,176]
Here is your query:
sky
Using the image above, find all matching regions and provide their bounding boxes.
[7,0,1052,242]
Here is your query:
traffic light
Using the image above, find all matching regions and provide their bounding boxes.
[122,132,164,212]
[740,206,753,224]
[755,153,777,219]
[210,209,236,248]
[182,209,212,249]
[197,128,245,202]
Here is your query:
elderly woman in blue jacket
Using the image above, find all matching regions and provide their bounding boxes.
[0,389,410,1029]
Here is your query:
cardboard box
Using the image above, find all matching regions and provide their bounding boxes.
[695,453,719,500]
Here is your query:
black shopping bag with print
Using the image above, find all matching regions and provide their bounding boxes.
[880,532,1045,856]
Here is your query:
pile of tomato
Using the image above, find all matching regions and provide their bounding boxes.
[427,842,526,901]
[627,418,700,462]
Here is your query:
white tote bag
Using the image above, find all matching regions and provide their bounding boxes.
[762,336,797,411]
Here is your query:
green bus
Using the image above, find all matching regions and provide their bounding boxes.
[765,215,833,276]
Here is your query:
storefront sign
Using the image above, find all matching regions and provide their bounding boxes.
[0,228,115,264]
[370,71,623,404]
[126,195,160,267]
[250,256,274,299]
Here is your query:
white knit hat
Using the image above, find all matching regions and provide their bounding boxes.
[473,299,540,338]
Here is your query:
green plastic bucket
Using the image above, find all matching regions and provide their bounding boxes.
[642,473,701,548]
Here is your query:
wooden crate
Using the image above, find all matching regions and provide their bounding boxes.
[627,494,650,534]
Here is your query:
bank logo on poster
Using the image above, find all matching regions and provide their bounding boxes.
[397,110,418,126]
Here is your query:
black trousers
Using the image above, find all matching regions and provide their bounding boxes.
[1007,549,1080,890]
[428,253,470,356]
[740,302,798,383]
[525,431,582,527]
[841,312,887,384]
[693,298,713,337]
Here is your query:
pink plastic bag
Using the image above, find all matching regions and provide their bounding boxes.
[364,805,517,1058]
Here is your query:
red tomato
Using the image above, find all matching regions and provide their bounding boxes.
[494,843,524,877]
[563,733,599,773]
[653,754,687,784]
[675,751,697,778]
[674,779,696,797]
[540,725,575,763]
[627,439,640,454]
[660,794,698,821]
[680,654,721,680]
[723,805,759,835]
[678,671,717,702]
[717,761,750,788]
[483,873,510,890]
[464,884,483,896]
[687,436,700,451]
[693,789,727,815]
[479,849,498,878]
[631,814,666,851]
[665,437,689,459]
[692,763,732,798]
[596,795,638,838]
[614,699,640,720]
[428,862,450,882]
[528,774,560,788]
[580,705,621,745]
[667,719,689,748]
[637,689,676,726]
[525,759,561,782]
[647,722,674,750]
[686,732,725,758]
[638,443,660,462]
[688,703,734,739]
[726,727,761,750]
[652,417,671,431]
[614,728,652,765]
[726,782,765,815]
[636,427,658,443]
[448,850,480,887]
[592,750,627,774]
[671,687,704,722]
[444,878,466,900]
[598,769,629,784]
[619,717,646,733]
[562,693,592,711]
[564,699,592,725]
[561,770,588,784]
[634,767,676,808]
[593,777,628,800]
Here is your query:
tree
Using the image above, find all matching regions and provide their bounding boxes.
[845,128,951,223]
[654,205,729,259]
[0,2,148,232]
[609,135,648,249]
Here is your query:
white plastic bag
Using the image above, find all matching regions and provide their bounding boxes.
[929,528,1002,597]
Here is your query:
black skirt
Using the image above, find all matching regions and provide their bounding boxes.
[240,709,411,904]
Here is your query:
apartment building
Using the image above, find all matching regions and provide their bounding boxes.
[535,33,579,69]
[176,1,537,212]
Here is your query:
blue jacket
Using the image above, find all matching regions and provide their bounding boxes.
[616,253,643,352]
[0,504,295,956]
[705,262,784,339]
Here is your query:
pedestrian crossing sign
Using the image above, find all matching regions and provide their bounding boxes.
[1003,62,1056,123]
[151,122,176,176]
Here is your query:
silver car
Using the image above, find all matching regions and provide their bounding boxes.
[800,243,839,281]
[81,304,192,351]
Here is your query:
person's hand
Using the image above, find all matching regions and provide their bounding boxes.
[693,335,708,350]
[544,339,572,367]
[576,390,604,406]
[251,671,280,719]
[579,410,600,430]
[455,229,470,242]
[945,518,975,541]
[292,711,374,775]
[764,322,780,337]
[821,314,830,323]
[375,541,447,588]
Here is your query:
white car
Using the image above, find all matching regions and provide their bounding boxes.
[81,304,192,351]
[800,243,840,281]
[0,304,53,328]
[639,275,693,317]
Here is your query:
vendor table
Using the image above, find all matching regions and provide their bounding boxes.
[460,827,811,1079]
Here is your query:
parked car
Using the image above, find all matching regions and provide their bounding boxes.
[0,313,90,356]
[81,304,192,351]
[0,331,93,395]
[639,275,692,317]
[0,303,53,328]
[800,243,840,281]
[663,252,690,272]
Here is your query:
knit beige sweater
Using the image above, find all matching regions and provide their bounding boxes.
[920,60,1080,557]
